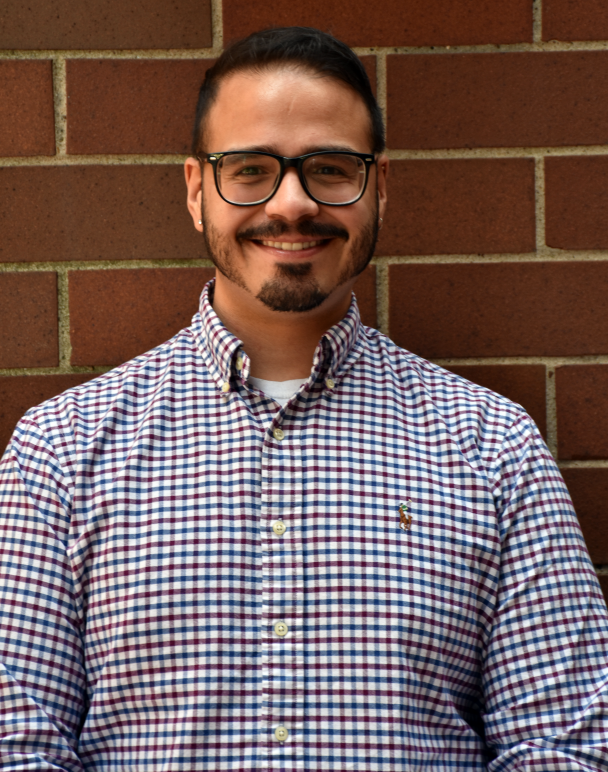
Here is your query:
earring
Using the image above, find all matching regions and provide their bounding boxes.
[198,220,202,224]
[379,217,383,230]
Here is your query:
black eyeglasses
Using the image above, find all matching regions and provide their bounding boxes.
[200,150,376,207]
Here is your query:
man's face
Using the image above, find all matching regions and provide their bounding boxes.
[185,66,388,318]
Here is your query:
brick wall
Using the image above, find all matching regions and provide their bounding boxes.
[1,0,608,596]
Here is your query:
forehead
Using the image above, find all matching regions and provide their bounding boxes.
[204,66,372,153]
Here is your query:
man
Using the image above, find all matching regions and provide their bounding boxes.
[0,26,607,771]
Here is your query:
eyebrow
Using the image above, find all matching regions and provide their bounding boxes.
[221,144,362,155]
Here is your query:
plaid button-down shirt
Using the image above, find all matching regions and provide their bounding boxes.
[1,280,607,771]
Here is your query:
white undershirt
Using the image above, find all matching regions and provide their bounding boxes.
[248,376,307,406]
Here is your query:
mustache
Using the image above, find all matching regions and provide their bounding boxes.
[237,220,349,242]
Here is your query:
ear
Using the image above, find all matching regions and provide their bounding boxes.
[376,154,389,222]
[184,157,203,232]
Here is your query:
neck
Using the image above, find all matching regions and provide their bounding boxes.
[211,275,353,380]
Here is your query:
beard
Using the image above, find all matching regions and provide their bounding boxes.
[201,202,379,313]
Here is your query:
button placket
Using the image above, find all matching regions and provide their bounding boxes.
[260,427,304,769]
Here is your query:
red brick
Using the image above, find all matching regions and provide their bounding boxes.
[543,0,608,42]
[561,469,608,564]
[65,56,373,155]
[0,61,54,157]
[0,166,203,263]
[69,267,215,366]
[556,366,608,460]
[352,266,376,328]
[598,576,608,606]
[389,263,608,359]
[223,0,531,47]
[0,0,211,49]
[0,374,97,453]
[377,159,535,256]
[67,60,214,155]
[0,273,58,368]
[387,52,608,149]
[444,365,546,437]
[545,157,608,251]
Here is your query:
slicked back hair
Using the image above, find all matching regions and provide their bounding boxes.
[192,26,385,156]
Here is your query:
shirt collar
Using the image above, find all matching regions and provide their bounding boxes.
[193,279,365,396]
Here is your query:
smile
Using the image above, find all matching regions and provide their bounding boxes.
[260,240,325,251]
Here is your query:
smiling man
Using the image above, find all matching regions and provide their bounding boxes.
[1,26,608,772]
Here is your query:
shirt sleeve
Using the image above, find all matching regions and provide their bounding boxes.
[0,418,85,771]
[483,413,608,771]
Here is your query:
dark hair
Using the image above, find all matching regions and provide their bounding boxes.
[191,26,385,155]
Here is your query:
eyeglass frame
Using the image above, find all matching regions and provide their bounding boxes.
[198,150,377,207]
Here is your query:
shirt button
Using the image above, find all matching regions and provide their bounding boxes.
[272,428,285,441]
[272,520,287,536]
[221,381,230,393]
[235,356,243,371]
[274,621,288,637]
[274,726,288,742]
[325,377,335,389]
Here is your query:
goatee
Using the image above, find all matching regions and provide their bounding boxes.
[201,206,379,313]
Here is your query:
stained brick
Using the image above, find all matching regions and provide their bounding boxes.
[561,469,608,564]
[67,60,214,155]
[387,52,608,149]
[0,61,54,157]
[0,273,58,368]
[69,267,215,366]
[223,0,532,47]
[0,0,211,50]
[0,374,97,453]
[377,159,535,256]
[444,365,546,437]
[353,266,376,329]
[545,157,608,251]
[543,0,608,42]
[0,166,203,263]
[556,366,608,461]
[389,263,608,359]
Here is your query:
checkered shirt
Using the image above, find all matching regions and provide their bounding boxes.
[1,279,608,771]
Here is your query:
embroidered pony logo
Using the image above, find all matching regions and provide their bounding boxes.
[399,501,412,531]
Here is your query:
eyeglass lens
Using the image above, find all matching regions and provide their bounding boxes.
[216,153,366,205]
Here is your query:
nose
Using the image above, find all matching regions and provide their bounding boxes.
[264,167,319,222]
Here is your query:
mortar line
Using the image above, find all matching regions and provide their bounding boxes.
[4,250,608,273]
[535,156,546,252]
[371,251,608,264]
[0,49,219,60]
[545,365,558,458]
[5,145,608,168]
[0,366,111,378]
[433,355,608,366]
[375,51,387,133]
[533,0,543,44]
[211,0,223,51]
[52,57,67,156]
[0,259,215,272]
[385,146,608,159]
[56,267,72,369]
[6,144,608,169]
[559,460,608,469]
[375,264,389,336]
[4,39,608,61]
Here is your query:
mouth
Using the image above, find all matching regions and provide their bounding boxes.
[259,239,327,252]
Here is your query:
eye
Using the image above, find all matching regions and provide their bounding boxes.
[315,164,347,176]
[237,165,267,176]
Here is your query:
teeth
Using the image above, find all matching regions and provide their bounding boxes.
[261,240,321,251]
